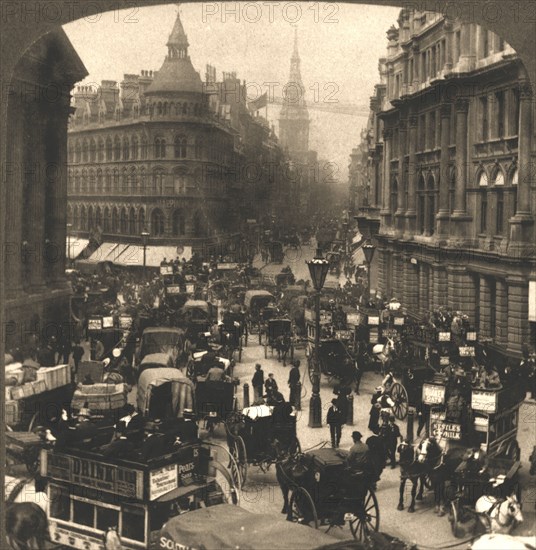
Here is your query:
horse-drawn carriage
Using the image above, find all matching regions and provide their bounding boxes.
[279,447,380,542]
[225,405,301,485]
[244,289,276,339]
[264,318,295,365]
[221,310,248,361]
[158,503,343,550]
[179,299,214,346]
[136,326,186,370]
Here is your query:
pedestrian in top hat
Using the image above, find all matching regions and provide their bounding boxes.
[264,373,278,405]
[327,398,344,448]
[288,359,301,406]
[252,363,264,403]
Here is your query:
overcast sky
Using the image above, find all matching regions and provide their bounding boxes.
[63,2,400,181]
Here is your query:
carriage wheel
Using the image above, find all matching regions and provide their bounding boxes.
[289,488,319,529]
[230,436,248,486]
[289,437,301,455]
[349,487,379,541]
[390,383,408,420]
[28,411,40,433]
[448,500,463,538]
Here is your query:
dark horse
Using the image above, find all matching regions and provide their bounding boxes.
[276,452,312,519]
[396,440,428,513]
[275,334,292,366]
[415,437,466,516]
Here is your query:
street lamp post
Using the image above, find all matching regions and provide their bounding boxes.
[362,241,376,304]
[141,229,150,274]
[306,248,330,428]
[66,223,72,266]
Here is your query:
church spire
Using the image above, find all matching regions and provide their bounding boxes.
[167,5,189,59]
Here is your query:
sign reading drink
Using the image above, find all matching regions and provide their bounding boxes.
[471,390,498,413]
[42,451,143,499]
[422,383,445,405]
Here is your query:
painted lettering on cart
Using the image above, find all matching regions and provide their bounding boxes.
[178,462,195,481]
[159,536,195,550]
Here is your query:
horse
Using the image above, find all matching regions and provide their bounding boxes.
[275,452,312,519]
[416,437,466,515]
[5,501,49,550]
[529,445,536,475]
[396,440,428,513]
[275,334,292,366]
[103,527,123,550]
[475,494,524,535]
[372,337,399,375]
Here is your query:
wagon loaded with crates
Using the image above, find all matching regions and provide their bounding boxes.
[5,362,74,474]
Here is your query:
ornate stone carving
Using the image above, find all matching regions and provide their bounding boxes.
[455,98,470,113]
[440,103,452,118]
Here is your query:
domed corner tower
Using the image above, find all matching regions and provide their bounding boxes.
[278,28,310,161]
[144,7,205,108]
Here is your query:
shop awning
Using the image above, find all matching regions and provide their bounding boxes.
[66,238,89,260]
[351,230,364,245]
[110,244,192,267]
[80,242,122,264]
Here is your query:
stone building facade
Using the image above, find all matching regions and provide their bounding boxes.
[4,29,87,351]
[67,10,286,261]
[353,9,536,356]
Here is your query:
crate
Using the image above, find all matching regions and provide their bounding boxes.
[72,383,126,411]
[5,363,24,385]
[30,379,48,395]
[11,384,35,400]
[5,386,13,400]
[36,364,70,390]
[5,400,20,426]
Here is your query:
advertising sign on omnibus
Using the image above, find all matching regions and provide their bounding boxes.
[422,383,445,405]
[438,331,451,342]
[459,346,475,357]
[149,464,178,500]
[471,390,498,414]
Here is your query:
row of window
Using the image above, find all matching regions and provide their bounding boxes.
[68,168,227,195]
[68,135,230,164]
[389,167,518,237]
[68,205,209,238]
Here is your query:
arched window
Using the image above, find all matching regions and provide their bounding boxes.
[449,169,456,214]
[96,168,103,192]
[130,167,138,194]
[157,102,162,116]
[122,167,129,194]
[123,137,130,160]
[141,135,148,159]
[114,136,121,160]
[111,208,119,234]
[103,207,110,232]
[153,168,165,194]
[182,103,187,115]
[95,207,102,230]
[88,169,96,193]
[82,139,89,163]
[511,167,518,215]
[88,206,94,231]
[426,174,437,236]
[172,209,185,236]
[195,138,203,158]
[74,140,81,163]
[106,137,113,161]
[163,103,168,116]
[89,139,96,162]
[173,169,186,194]
[131,136,138,160]
[113,168,119,192]
[120,208,128,234]
[151,208,165,236]
[104,169,111,192]
[129,207,136,235]
[193,211,205,237]
[390,177,398,216]
[98,138,105,161]
[155,137,166,159]
[74,171,80,193]
[417,174,425,234]
[81,169,88,192]
[67,204,73,225]
[140,167,146,192]
[138,208,146,234]
[174,135,187,158]
[492,167,505,235]
[80,206,87,231]
[72,205,79,229]
[478,170,488,233]
[68,144,74,163]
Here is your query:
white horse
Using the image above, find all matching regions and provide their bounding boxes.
[471,534,536,550]
[103,526,123,550]
[372,337,398,375]
[5,476,48,512]
[475,494,524,534]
